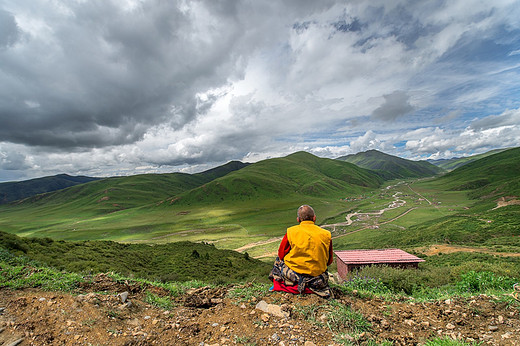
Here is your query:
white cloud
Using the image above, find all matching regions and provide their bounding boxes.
[1,0,520,181]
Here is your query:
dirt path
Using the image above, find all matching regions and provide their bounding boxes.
[1,274,519,345]
[241,187,410,257]
[234,237,282,253]
[322,191,407,230]
[407,184,432,205]
[416,244,520,258]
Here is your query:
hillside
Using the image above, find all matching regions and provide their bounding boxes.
[4,160,249,214]
[336,150,443,180]
[344,147,520,254]
[173,151,384,204]
[428,147,511,171]
[0,231,270,284]
[430,147,520,198]
[0,174,99,204]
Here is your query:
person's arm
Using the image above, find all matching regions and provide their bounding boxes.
[327,239,333,265]
[278,234,291,260]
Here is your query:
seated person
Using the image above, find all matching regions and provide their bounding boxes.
[269,205,333,298]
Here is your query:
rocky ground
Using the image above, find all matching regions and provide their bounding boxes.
[1,274,519,345]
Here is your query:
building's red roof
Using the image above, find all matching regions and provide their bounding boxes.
[334,248,425,264]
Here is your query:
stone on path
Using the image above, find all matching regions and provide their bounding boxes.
[255,300,290,318]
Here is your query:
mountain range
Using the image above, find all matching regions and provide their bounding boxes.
[0,148,516,206]
[336,149,443,179]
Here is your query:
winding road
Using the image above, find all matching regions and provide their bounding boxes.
[237,183,423,257]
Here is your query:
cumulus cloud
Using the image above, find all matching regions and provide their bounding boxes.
[1,0,520,181]
[470,108,520,130]
[405,108,520,158]
[0,0,248,148]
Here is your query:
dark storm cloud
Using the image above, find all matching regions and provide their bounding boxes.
[371,91,414,121]
[0,0,242,148]
[0,9,20,47]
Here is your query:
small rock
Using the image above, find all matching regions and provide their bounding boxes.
[220,326,227,332]
[144,316,151,320]
[255,300,290,318]
[211,322,219,327]
[304,341,317,346]
[446,323,456,330]
[210,298,223,304]
[261,314,270,322]
[152,319,160,325]
[501,332,512,339]
[488,325,499,332]
[119,292,129,303]
[420,321,430,328]
[380,319,390,329]
[74,335,81,340]
[127,318,140,326]
[498,315,504,324]
[404,319,414,326]
[38,298,46,302]
[271,333,280,341]
[444,299,451,305]
[240,304,247,309]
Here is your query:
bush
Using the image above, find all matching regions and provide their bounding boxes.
[341,273,390,295]
[456,270,517,293]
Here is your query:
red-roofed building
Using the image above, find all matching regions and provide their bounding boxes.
[334,248,425,280]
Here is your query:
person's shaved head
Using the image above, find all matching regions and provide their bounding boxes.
[297,205,315,222]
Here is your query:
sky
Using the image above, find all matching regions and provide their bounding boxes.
[1,0,520,182]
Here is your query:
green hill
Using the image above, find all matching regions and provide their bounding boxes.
[336,150,443,180]
[373,147,520,250]
[428,148,512,171]
[0,174,100,204]
[0,152,382,242]
[429,147,520,199]
[172,151,384,204]
[6,160,249,215]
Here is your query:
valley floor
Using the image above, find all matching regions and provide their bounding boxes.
[1,274,519,345]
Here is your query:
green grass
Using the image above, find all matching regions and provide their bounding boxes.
[0,231,272,284]
[423,336,482,345]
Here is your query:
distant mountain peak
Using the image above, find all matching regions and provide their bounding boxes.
[336,150,443,180]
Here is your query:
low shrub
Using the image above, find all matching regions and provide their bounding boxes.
[456,270,517,293]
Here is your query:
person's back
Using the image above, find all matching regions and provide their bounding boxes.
[269,205,333,298]
[284,220,331,276]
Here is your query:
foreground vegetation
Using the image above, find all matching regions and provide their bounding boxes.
[0,231,271,285]
[1,245,518,345]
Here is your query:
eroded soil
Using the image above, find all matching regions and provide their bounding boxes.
[1,274,519,345]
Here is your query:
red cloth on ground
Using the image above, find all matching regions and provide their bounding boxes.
[271,280,314,294]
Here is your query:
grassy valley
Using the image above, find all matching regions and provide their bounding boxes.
[1,148,519,345]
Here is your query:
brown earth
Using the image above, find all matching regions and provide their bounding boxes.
[1,273,519,345]
[416,244,520,258]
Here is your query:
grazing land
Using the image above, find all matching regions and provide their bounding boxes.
[1,148,519,345]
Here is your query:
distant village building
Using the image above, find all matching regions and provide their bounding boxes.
[334,248,425,281]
